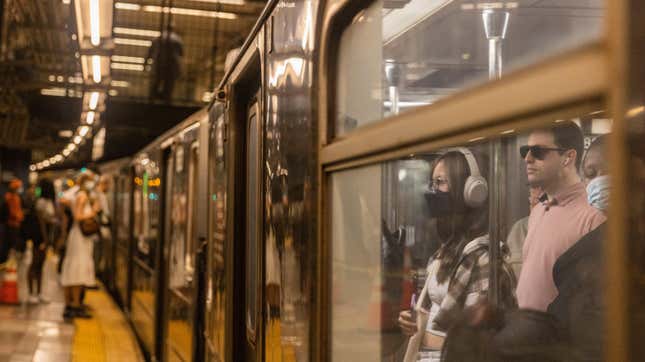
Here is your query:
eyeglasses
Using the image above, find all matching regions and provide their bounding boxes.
[520,145,567,160]
[428,177,449,192]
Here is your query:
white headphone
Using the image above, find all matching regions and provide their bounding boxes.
[442,147,489,208]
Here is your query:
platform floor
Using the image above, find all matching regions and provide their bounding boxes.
[0,254,143,362]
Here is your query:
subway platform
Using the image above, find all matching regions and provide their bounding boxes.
[0,253,143,362]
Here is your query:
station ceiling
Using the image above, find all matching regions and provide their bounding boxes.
[0,0,265,164]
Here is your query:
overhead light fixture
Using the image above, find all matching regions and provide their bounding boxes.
[62,0,70,4]
[113,27,160,38]
[67,143,77,151]
[110,80,130,88]
[90,0,100,46]
[89,91,99,110]
[111,55,146,64]
[143,5,237,19]
[40,88,67,97]
[54,154,64,162]
[79,126,90,137]
[43,160,51,167]
[114,38,152,47]
[114,2,237,19]
[108,89,119,96]
[92,55,102,83]
[86,111,95,125]
[63,149,71,156]
[48,75,56,82]
[59,130,73,138]
[114,2,141,10]
[111,62,145,71]
[185,0,245,5]
[29,165,36,171]
[74,135,82,144]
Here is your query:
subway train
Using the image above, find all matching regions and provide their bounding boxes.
[94,0,645,362]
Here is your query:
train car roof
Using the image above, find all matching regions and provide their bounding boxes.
[131,107,208,163]
[208,0,280,111]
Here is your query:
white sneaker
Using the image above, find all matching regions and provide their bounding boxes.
[28,295,39,304]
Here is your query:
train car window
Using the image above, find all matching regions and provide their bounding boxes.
[246,101,261,344]
[329,114,611,361]
[167,141,197,362]
[335,0,604,136]
[115,172,131,307]
[186,142,199,281]
[207,111,228,361]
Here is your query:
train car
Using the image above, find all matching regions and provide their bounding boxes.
[101,0,644,361]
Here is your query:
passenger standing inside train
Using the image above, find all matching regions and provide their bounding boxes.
[516,122,605,311]
[60,173,101,319]
[94,175,112,275]
[397,149,514,362]
[505,185,542,277]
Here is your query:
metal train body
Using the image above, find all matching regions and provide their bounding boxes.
[100,1,320,361]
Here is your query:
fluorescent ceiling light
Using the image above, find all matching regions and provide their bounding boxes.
[59,130,73,138]
[111,55,145,64]
[110,80,130,88]
[114,38,152,47]
[185,0,244,5]
[86,111,96,125]
[92,55,102,83]
[114,3,237,19]
[115,2,140,10]
[74,135,82,144]
[89,91,99,110]
[113,27,160,38]
[79,126,90,137]
[109,89,119,96]
[40,88,67,96]
[111,62,145,71]
[90,0,100,46]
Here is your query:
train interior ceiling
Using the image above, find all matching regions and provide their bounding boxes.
[0,1,644,362]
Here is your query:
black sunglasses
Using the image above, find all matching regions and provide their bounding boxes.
[520,145,567,160]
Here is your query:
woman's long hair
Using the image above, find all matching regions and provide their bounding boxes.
[38,178,55,201]
[431,150,488,283]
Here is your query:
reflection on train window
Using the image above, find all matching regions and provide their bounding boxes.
[329,114,611,361]
[335,1,604,136]
[246,105,261,343]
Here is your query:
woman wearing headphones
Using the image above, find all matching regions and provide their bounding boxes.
[398,148,515,362]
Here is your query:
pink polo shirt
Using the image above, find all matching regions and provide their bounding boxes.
[516,182,606,311]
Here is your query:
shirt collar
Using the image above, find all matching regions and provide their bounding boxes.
[542,182,586,209]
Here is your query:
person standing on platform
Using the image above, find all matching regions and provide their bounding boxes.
[2,179,25,262]
[516,122,605,311]
[60,173,101,319]
[147,24,184,102]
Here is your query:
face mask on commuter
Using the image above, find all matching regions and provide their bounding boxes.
[83,181,96,190]
[586,175,610,212]
[424,190,453,218]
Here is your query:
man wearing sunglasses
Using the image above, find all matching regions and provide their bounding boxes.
[515,121,605,312]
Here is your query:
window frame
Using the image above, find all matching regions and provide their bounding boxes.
[314,0,631,361]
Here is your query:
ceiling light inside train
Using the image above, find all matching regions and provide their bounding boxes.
[113,27,160,38]
[63,149,71,157]
[74,135,83,144]
[90,0,100,46]
[114,38,152,47]
[29,165,36,172]
[92,55,101,83]
[89,91,99,110]
[43,160,50,167]
[67,143,77,152]
[79,126,90,137]
[86,111,95,125]
[54,154,64,163]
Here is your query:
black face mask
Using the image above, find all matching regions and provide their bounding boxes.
[424,190,453,218]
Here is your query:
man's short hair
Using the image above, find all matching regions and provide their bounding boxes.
[550,121,584,169]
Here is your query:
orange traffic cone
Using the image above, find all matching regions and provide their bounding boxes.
[0,262,19,304]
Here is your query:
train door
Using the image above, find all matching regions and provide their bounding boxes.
[245,96,262,362]
[163,133,200,362]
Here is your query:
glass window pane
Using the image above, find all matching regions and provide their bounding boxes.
[246,109,260,341]
[335,0,604,136]
[329,113,611,361]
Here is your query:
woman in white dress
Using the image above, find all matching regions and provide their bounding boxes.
[60,173,101,319]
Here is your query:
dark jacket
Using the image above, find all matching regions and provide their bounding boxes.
[547,223,606,362]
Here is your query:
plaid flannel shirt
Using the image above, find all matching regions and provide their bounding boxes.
[428,235,492,334]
